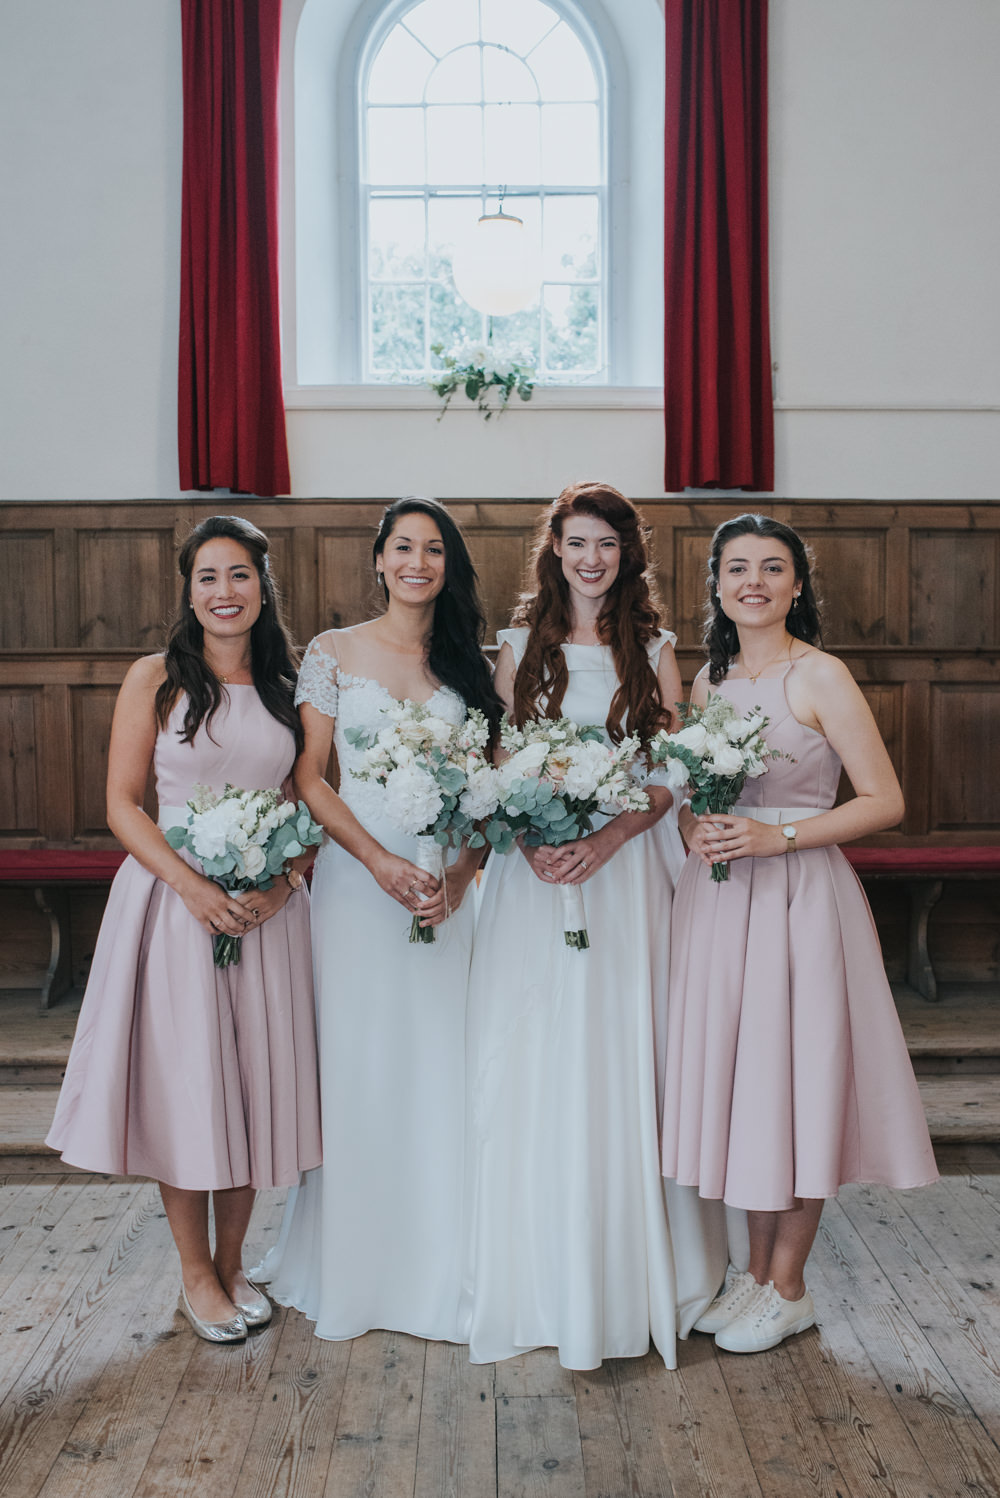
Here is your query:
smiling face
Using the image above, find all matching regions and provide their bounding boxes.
[717,534,800,629]
[189,536,263,642]
[377,510,447,605]
[553,513,622,603]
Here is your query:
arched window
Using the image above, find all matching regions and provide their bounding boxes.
[362,0,605,383]
[287,0,664,390]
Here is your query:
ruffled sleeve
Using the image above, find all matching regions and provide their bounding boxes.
[295,636,339,718]
[496,627,530,667]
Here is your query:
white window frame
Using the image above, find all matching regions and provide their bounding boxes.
[282,0,665,394]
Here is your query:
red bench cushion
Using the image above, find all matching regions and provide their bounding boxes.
[0,850,127,881]
[844,846,1000,877]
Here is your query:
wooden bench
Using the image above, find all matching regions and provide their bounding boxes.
[844,846,1000,1002]
[0,850,126,1009]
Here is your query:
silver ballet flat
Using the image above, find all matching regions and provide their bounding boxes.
[232,1280,273,1329]
[177,1284,248,1343]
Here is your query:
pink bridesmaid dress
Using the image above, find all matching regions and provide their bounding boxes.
[661,664,938,1211]
[47,688,322,1190]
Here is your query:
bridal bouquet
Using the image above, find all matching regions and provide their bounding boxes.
[165,784,324,966]
[648,696,781,882]
[345,703,509,943]
[495,716,650,949]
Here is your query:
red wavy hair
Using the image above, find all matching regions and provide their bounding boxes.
[511,482,672,746]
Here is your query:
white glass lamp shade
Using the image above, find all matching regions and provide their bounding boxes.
[452,212,541,316]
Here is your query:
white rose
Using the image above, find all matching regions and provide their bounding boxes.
[242,844,267,879]
[504,741,550,778]
[744,753,768,779]
[228,826,249,851]
[671,723,709,755]
[663,756,691,790]
[707,744,745,777]
[459,764,500,820]
[562,740,610,801]
[190,803,238,860]
[382,764,444,836]
[421,715,455,750]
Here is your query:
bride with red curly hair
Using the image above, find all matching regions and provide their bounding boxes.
[462,482,733,1370]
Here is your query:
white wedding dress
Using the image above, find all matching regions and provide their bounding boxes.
[461,629,737,1369]
[254,635,473,1341]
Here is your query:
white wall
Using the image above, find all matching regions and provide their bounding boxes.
[1,0,997,502]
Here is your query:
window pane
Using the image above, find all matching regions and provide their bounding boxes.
[484,104,541,185]
[368,26,434,104]
[544,284,599,372]
[371,284,425,372]
[369,198,426,279]
[481,0,557,56]
[429,282,482,359]
[483,46,538,104]
[427,105,482,183]
[425,45,482,105]
[489,305,540,365]
[428,195,482,280]
[528,23,598,102]
[368,108,425,185]
[404,0,479,57]
[543,195,598,279]
[541,103,599,185]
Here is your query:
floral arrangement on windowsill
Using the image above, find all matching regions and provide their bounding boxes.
[427,341,535,421]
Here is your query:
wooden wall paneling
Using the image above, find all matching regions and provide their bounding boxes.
[899,678,932,837]
[884,522,910,647]
[808,528,888,646]
[53,527,82,648]
[930,683,1000,833]
[316,528,381,633]
[467,530,530,643]
[289,527,319,650]
[673,529,714,648]
[77,528,175,648]
[910,531,999,648]
[70,686,120,840]
[835,682,907,811]
[0,533,55,650]
[39,682,74,842]
[0,688,43,835]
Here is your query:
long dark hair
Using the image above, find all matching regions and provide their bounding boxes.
[705,512,823,684]
[511,482,671,744]
[372,496,504,737]
[155,515,303,750]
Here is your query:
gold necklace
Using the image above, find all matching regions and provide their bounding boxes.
[742,642,793,685]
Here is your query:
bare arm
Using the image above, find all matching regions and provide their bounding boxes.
[294,701,440,913]
[689,652,904,866]
[106,657,252,937]
[541,639,679,887]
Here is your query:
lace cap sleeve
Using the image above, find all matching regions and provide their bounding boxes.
[295,636,339,718]
[646,628,678,669]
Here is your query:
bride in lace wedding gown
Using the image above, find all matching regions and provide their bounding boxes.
[255,498,502,1341]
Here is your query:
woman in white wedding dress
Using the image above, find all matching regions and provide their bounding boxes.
[255,497,503,1341]
[463,482,735,1370]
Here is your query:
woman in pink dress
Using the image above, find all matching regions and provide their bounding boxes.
[661,513,937,1354]
[47,515,322,1343]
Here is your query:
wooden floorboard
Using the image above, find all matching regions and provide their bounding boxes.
[1,1167,1000,1498]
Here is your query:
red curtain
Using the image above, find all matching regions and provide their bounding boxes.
[178,0,290,496]
[663,0,773,492]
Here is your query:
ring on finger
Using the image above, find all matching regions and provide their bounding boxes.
[581,859,588,871]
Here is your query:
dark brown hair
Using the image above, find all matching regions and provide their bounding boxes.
[155,514,302,750]
[511,482,671,745]
[705,512,823,684]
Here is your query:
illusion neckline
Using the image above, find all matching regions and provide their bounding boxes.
[334,666,455,710]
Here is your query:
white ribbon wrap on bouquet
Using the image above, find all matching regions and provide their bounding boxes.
[559,880,589,951]
[411,835,445,943]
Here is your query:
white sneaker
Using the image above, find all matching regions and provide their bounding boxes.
[715,1282,816,1354]
[693,1268,763,1334]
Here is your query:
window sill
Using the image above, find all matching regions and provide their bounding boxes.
[284,384,665,412]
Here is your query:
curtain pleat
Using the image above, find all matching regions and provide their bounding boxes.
[663,0,773,492]
[178,0,290,496]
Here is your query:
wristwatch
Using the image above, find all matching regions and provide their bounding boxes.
[285,868,304,891]
[780,825,797,854]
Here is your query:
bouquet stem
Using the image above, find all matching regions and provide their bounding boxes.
[213,933,243,967]
[559,882,589,951]
[412,837,445,944]
[711,860,730,883]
